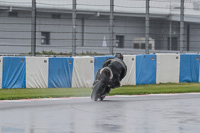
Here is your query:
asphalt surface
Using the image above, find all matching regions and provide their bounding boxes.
[0,93,200,133]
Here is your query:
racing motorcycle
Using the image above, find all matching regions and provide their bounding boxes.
[91,68,112,101]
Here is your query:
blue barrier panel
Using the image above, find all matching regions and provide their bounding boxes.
[2,57,26,89]
[136,54,156,85]
[94,55,114,79]
[180,54,200,83]
[48,57,74,88]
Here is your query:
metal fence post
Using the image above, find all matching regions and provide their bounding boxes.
[31,0,36,56]
[145,0,150,54]
[81,18,85,47]
[109,0,114,55]
[169,19,172,50]
[72,0,77,56]
[180,0,184,53]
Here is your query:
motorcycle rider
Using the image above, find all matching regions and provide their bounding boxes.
[93,53,127,99]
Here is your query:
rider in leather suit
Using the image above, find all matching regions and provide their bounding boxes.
[94,53,127,96]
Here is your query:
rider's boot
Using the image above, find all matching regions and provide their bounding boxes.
[100,87,111,101]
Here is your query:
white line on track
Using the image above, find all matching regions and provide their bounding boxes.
[0,93,200,103]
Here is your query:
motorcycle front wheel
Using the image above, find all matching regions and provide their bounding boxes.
[91,79,106,101]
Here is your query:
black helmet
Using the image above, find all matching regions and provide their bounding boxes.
[115,53,123,60]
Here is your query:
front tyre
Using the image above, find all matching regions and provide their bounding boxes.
[91,79,106,101]
[91,69,110,101]
[91,89,98,101]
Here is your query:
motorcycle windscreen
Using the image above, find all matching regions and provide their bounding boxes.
[94,55,114,79]
[2,57,26,89]
[26,57,48,88]
[48,57,73,88]
[136,54,156,85]
[179,54,200,83]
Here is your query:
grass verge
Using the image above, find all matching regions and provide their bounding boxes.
[0,83,200,100]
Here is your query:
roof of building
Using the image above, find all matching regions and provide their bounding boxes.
[0,0,200,23]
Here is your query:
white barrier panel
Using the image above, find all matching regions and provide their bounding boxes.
[121,55,136,85]
[26,57,49,88]
[156,54,180,84]
[72,56,94,88]
[0,57,2,89]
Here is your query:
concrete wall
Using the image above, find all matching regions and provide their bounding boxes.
[0,54,200,89]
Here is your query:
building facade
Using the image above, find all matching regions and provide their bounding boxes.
[0,0,200,55]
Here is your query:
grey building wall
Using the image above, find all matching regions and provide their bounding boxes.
[150,19,180,51]
[0,10,31,54]
[114,16,145,49]
[0,10,199,54]
[190,23,200,52]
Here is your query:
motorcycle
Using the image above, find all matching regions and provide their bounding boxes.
[91,68,111,101]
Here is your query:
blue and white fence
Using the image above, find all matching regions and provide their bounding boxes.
[0,54,200,89]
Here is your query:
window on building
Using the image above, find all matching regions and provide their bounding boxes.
[9,11,18,17]
[41,32,50,45]
[141,43,145,49]
[116,35,124,48]
[149,44,152,49]
[133,43,152,49]
[133,37,155,50]
[52,13,61,19]
[133,43,140,49]
[167,37,178,50]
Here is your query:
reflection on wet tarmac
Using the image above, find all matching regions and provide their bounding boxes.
[0,94,200,133]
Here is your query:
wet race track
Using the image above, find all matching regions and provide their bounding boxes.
[0,93,200,133]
